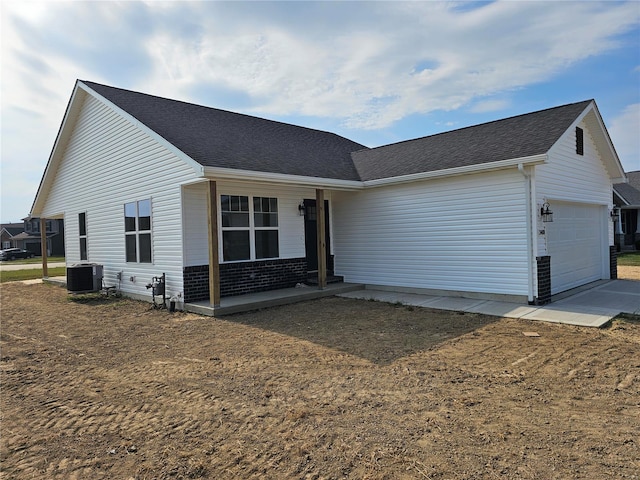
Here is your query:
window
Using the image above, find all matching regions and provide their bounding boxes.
[576,126,584,156]
[79,212,87,261]
[221,195,250,261]
[221,195,279,262]
[254,197,279,259]
[124,199,152,263]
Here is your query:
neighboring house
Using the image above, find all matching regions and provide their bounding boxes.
[31,80,625,311]
[0,218,64,255]
[613,170,640,250]
[1,223,24,250]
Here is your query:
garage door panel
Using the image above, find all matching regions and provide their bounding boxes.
[547,202,603,294]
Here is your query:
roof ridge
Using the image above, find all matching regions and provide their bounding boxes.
[358,99,593,153]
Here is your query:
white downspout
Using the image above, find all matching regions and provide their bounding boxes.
[518,164,535,304]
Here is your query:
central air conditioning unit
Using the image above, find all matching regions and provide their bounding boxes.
[67,263,103,293]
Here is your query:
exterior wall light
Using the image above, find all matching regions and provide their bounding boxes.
[298,202,306,216]
[610,207,620,222]
[540,202,553,223]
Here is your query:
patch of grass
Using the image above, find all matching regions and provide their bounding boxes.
[0,256,65,265]
[618,251,640,267]
[0,267,66,283]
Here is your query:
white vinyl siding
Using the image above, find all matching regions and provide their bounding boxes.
[536,117,614,252]
[333,169,530,297]
[182,181,318,267]
[535,117,612,290]
[40,94,199,298]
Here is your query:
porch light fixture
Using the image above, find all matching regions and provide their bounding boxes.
[540,202,553,223]
[298,202,306,216]
[610,207,620,222]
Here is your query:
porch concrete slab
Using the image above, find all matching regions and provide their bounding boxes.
[187,282,365,316]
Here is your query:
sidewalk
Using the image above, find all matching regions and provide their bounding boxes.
[338,280,640,328]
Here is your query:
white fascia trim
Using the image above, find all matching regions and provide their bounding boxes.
[78,81,205,178]
[203,166,363,190]
[362,154,548,187]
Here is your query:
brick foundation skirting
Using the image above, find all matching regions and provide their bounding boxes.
[183,258,308,302]
[536,255,551,305]
[609,246,617,280]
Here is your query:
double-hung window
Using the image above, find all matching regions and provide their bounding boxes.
[221,195,250,262]
[221,195,279,262]
[254,197,278,259]
[124,199,152,263]
[79,212,87,261]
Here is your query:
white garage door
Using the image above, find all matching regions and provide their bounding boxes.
[546,202,604,295]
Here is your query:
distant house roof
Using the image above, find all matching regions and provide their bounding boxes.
[351,100,592,181]
[614,170,640,206]
[0,223,24,237]
[82,81,367,182]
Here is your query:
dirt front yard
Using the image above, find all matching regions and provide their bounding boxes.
[1,282,639,480]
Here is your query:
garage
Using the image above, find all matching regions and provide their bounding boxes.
[546,202,606,294]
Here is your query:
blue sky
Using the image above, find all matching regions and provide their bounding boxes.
[1,0,639,222]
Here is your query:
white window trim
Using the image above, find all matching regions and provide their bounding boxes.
[79,211,88,261]
[124,199,153,264]
[219,195,280,263]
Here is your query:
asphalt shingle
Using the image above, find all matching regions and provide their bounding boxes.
[351,100,592,181]
[83,81,367,181]
[82,80,594,184]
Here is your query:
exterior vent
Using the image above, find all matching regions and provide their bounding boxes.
[576,126,584,155]
[67,263,103,293]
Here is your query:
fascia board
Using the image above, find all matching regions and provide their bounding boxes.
[77,81,205,178]
[362,155,548,187]
[203,166,363,190]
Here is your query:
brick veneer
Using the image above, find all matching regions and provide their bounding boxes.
[609,246,617,280]
[183,258,308,302]
[536,255,551,305]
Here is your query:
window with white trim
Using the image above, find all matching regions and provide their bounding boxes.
[221,195,250,261]
[124,199,152,263]
[79,212,87,261]
[221,195,279,262]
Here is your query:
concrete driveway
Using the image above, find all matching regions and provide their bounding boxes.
[341,279,640,328]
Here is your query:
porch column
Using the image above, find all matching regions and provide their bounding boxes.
[316,189,327,289]
[40,218,48,278]
[615,210,623,235]
[206,180,221,307]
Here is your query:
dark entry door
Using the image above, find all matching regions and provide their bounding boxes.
[303,199,331,272]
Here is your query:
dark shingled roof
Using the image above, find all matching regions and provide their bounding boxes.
[82,81,594,183]
[614,171,640,206]
[82,81,366,181]
[351,100,592,181]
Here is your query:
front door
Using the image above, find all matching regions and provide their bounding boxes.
[303,199,331,273]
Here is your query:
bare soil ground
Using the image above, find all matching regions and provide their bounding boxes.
[1,282,639,480]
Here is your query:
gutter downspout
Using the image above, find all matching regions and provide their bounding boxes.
[518,164,535,304]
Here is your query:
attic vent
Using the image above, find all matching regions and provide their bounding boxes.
[576,126,584,156]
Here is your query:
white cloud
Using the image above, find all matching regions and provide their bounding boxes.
[130,1,640,129]
[608,103,640,173]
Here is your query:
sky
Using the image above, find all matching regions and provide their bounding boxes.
[1,0,639,223]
